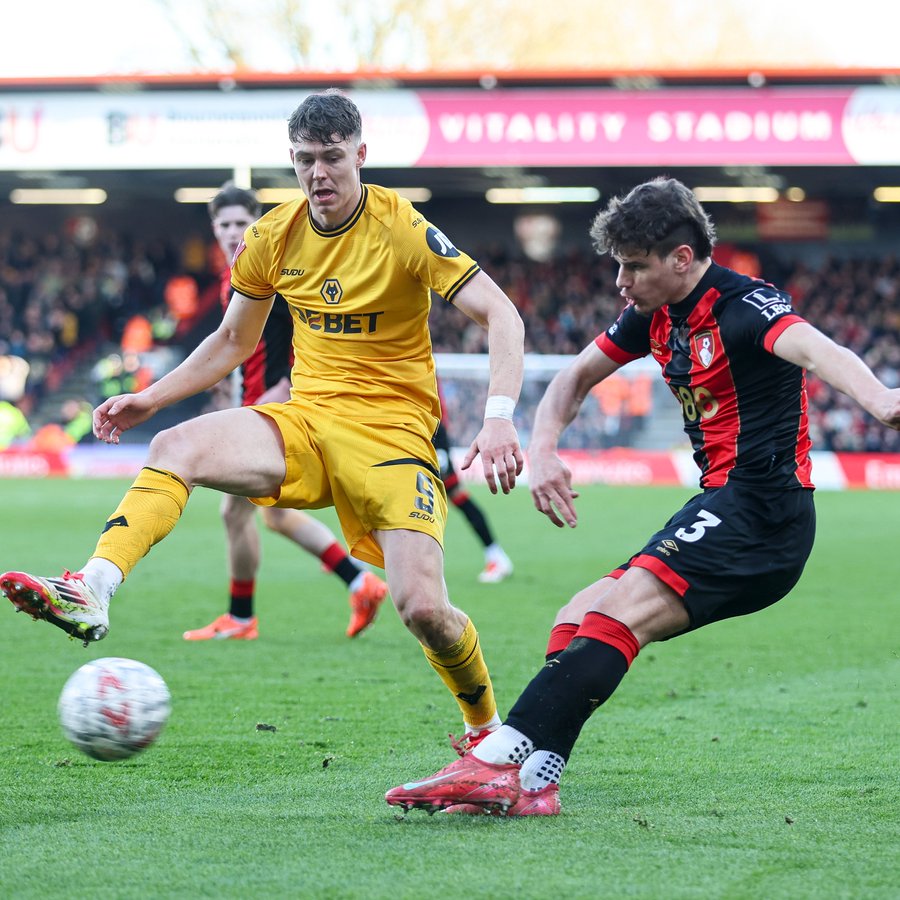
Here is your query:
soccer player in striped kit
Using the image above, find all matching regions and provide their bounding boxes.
[386,177,900,816]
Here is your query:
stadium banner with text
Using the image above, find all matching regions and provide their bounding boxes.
[2,446,898,490]
[0,448,68,478]
[1,86,899,170]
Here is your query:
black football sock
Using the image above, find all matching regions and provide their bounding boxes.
[506,613,639,759]
[229,579,254,619]
[454,497,494,547]
[331,556,362,586]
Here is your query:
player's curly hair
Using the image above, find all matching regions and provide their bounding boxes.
[590,177,716,260]
[288,89,362,146]
[207,181,260,220]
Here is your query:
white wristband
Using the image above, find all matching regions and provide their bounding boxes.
[484,395,516,421]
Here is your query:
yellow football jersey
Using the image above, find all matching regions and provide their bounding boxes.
[230,184,480,431]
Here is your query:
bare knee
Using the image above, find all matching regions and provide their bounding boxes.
[378,530,463,646]
[393,585,462,647]
[260,506,286,533]
[555,578,616,626]
[395,589,440,632]
[569,568,690,646]
[146,424,201,480]
[220,493,254,532]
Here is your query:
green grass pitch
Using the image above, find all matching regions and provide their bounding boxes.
[0,479,897,898]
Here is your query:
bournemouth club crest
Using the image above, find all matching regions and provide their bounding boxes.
[693,331,715,368]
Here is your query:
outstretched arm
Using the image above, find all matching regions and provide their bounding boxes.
[93,292,274,443]
[772,322,900,430]
[529,342,624,527]
[451,270,525,494]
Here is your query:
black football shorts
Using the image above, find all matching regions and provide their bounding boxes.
[614,483,816,631]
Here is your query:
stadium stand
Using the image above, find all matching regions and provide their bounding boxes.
[432,246,900,453]
[1,226,898,452]
[0,226,223,439]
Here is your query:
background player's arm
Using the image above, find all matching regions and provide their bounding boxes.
[529,342,624,528]
[773,321,900,430]
[94,292,274,442]
[451,270,525,493]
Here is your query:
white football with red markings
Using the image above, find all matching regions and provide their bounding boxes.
[57,657,170,761]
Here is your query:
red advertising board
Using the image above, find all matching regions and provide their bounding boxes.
[0,449,68,477]
[834,453,900,490]
[3,446,899,490]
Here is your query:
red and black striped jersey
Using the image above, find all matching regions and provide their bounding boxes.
[219,269,293,406]
[596,262,814,490]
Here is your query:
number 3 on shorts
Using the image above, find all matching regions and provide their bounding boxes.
[674,509,722,543]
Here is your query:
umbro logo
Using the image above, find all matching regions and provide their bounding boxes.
[102,515,129,533]
[456,685,487,706]
[655,538,679,556]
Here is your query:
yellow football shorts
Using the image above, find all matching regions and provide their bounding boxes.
[248,399,447,568]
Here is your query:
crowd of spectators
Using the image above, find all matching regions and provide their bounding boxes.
[430,245,625,357]
[0,227,186,412]
[784,256,900,453]
[1,223,898,454]
[433,246,900,453]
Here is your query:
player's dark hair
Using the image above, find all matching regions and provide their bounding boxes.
[590,177,716,260]
[208,181,260,220]
[288,89,362,146]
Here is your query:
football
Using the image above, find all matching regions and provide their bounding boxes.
[58,657,171,761]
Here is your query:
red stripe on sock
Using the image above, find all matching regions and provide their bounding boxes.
[546,622,579,657]
[231,579,255,599]
[575,611,640,667]
[320,542,347,571]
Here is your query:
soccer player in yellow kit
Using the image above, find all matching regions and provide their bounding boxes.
[183,181,389,642]
[2,89,525,748]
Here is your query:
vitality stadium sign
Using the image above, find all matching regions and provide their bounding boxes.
[2,87,900,170]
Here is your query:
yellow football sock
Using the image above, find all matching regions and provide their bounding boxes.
[422,618,497,730]
[91,466,190,579]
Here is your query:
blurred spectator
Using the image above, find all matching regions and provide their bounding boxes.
[0,354,30,402]
[164,274,200,326]
[624,373,654,441]
[120,314,154,354]
[0,399,31,449]
[61,399,95,444]
[28,399,94,453]
[590,374,632,447]
[91,351,153,403]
